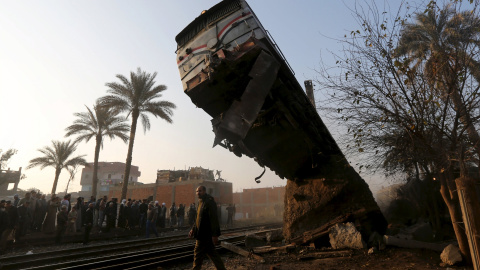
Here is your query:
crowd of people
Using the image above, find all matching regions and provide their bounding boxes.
[0,190,237,254]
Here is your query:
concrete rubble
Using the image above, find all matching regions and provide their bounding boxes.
[329,222,367,249]
[440,244,463,266]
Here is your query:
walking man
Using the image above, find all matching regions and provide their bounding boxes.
[189,186,226,270]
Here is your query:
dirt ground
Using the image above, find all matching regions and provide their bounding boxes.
[171,245,472,270]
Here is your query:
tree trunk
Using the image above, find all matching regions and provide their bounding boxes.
[51,167,62,195]
[91,134,102,199]
[439,176,471,263]
[121,110,139,201]
[65,179,70,194]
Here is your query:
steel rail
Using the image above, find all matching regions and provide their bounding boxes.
[116,241,243,270]
[25,237,246,270]
[0,222,278,265]
[0,224,280,270]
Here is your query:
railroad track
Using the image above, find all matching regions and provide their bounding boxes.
[29,237,244,270]
[0,223,281,270]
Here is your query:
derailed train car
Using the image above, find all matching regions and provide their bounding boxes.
[175,0,343,181]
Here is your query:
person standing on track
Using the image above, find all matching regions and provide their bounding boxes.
[158,202,167,228]
[177,203,185,227]
[55,205,68,244]
[83,203,94,245]
[105,202,116,232]
[188,203,196,227]
[146,203,158,238]
[169,202,177,227]
[1,201,17,254]
[189,186,226,270]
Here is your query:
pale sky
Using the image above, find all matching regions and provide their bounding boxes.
[0,0,398,195]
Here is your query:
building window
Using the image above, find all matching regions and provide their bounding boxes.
[108,174,111,179]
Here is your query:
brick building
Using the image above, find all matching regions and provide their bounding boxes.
[108,167,232,217]
[233,186,285,219]
[80,162,141,197]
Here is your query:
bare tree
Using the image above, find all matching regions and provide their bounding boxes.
[316,0,480,260]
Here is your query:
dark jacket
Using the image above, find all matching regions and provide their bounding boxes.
[105,205,116,218]
[176,205,185,217]
[192,194,221,240]
[139,203,148,215]
[6,206,18,229]
[56,211,68,228]
[0,210,8,233]
[84,208,94,226]
[188,205,196,219]
[17,205,31,223]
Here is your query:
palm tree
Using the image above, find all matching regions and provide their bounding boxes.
[65,102,130,198]
[27,140,88,195]
[98,68,176,200]
[395,5,480,167]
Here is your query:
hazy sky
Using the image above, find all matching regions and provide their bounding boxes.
[0,0,400,195]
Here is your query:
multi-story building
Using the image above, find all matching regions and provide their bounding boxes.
[156,166,217,184]
[80,162,141,197]
[108,166,232,215]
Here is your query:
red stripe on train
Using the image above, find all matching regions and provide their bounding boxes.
[217,12,251,38]
[177,44,208,65]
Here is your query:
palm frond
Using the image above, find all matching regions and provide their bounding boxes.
[26,157,55,170]
[98,95,131,112]
[140,113,151,133]
[100,68,176,141]
[64,155,88,168]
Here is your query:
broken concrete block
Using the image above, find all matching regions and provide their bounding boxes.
[440,244,462,266]
[266,229,284,243]
[245,234,267,248]
[329,222,366,249]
